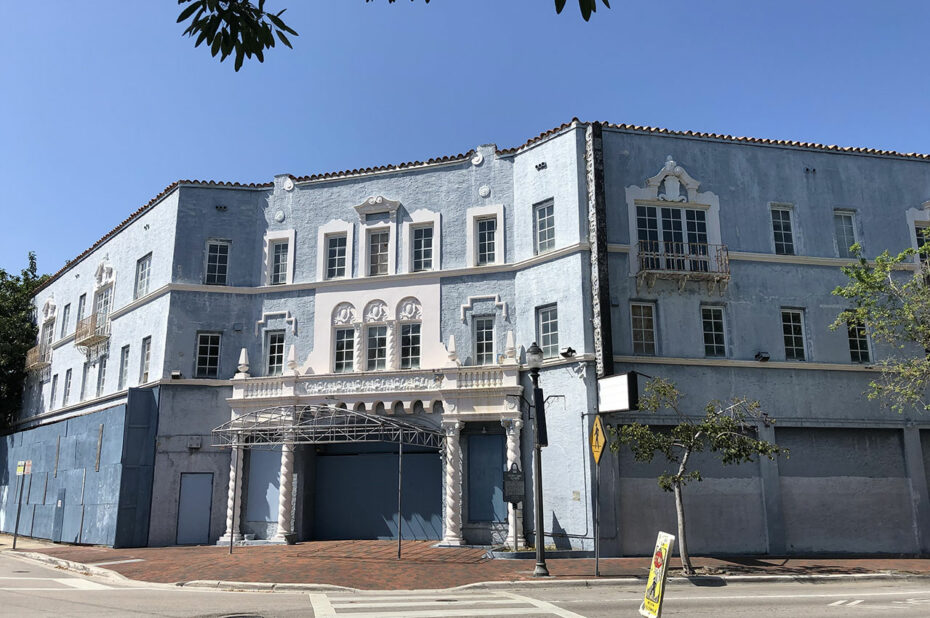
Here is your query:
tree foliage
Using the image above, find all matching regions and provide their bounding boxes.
[606,378,785,574]
[832,243,930,414]
[177,1,610,71]
[0,253,47,432]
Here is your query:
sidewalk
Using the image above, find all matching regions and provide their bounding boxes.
[3,534,929,590]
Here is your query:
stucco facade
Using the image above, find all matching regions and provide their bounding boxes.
[4,120,930,554]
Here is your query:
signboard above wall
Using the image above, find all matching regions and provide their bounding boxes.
[597,372,642,412]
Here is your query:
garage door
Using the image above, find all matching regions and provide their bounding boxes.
[312,443,442,540]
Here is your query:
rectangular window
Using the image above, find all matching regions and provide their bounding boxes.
[400,323,421,369]
[368,230,389,276]
[474,317,495,365]
[477,218,497,266]
[62,369,72,406]
[631,303,657,355]
[412,226,434,272]
[50,374,58,410]
[80,363,89,401]
[118,345,130,389]
[60,304,70,338]
[196,333,222,378]
[536,305,559,358]
[76,294,86,323]
[916,225,930,264]
[270,241,289,285]
[266,331,284,376]
[834,212,857,258]
[847,320,871,363]
[771,208,795,255]
[96,356,108,397]
[781,309,806,361]
[134,253,152,299]
[42,319,54,351]
[334,328,355,373]
[367,326,387,370]
[326,235,347,279]
[140,336,152,383]
[636,205,709,271]
[534,200,555,254]
[701,306,726,357]
[94,286,113,319]
[205,240,230,285]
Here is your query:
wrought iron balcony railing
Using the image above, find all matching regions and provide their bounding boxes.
[74,313,111,347]
[635,241,730,289]
[25,345,51,372]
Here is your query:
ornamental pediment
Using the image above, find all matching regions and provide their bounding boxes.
[354,196,401,218]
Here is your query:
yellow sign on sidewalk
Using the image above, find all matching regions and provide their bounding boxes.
[640,531,676,618]
[590,415,606,465]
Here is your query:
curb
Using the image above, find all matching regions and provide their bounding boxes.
[179,580,358,592]
[9,551,131,582]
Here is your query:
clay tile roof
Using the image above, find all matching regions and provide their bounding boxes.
[291,150,473,183]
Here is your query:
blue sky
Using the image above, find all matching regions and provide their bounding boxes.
[1,0,928,274]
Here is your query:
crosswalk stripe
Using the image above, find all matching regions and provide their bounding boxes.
[499,591,588,618]
[308,593,337,618]
[55,578,111,590]
[325,609,562,618]
[330,598,523,609]
[828,600,848,606]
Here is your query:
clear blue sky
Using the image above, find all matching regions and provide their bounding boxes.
[2,0,928,274]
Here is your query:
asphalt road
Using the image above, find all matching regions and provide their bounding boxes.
[2,552,929,617]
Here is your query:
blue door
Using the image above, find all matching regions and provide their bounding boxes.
[467,434,506,523]
[176,473,213,545]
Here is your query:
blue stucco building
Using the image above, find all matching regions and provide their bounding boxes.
[4,119,930,555]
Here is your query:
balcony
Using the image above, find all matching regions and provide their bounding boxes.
[635,241,730,291]
[74,313,110,348]
[25,345,51,372]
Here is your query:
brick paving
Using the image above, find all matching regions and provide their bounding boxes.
[5,537,930,590]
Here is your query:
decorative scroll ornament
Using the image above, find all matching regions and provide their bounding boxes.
[301,375,438,395]
[94,259,115,289]
[332,302,357,325]
[647,155,701,203]
[364,300,389,323]
[397,297,422,321]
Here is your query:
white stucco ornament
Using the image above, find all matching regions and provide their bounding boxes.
[332,302,357,325]
[274,210,286,223]
[283,177,295,191]
[478,185,490,198]
[397,297,422,321]
[364,300,389,322]
[94,259,115,290]
[471,151,483,166]
[41,297,57,322]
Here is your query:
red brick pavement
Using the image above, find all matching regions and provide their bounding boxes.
[17,540,930,590]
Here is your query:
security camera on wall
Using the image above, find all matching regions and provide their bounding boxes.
[560,346,576,359]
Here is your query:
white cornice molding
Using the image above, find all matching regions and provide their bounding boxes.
[354,196,401,217]
[296,157,467,187]
[613,355,878,372]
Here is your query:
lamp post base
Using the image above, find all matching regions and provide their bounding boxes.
[533,562,550,577]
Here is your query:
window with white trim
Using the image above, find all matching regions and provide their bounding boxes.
[80,362,89,401]
[631,302,657,355]
[771,207,795,255]
[50,374,58,410]
[96,356,108,397]
[326,235,347,279]
[264,230,294,285]
[476,218,497,266]
[400,323,421,369]
[41,318,54,351]
[196,332,222,378]
[334,328,355,373]
[140,336,152,383]
[781,309,806,361]
[536,305,559,358]
[847,320,871,363]
[636,205,709,271]
[266,331,284,376]
[701,306,726,357]
[205,240,230,285]
[76,294,86,323]
[916,224,930,265]
[270,241,289,285]
[118,345,130,389]
[62,368,72,406]
[534,200,555,254]
[474,316,495,365]
[833,211,857,258]
[60,303,70,338]
[366,326,387,370]
[368,230,389,276]
[412,226,433,272]
[134,252,152,299]
[93,285,113,319]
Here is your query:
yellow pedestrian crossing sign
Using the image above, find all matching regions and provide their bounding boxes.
[591,415,606,465]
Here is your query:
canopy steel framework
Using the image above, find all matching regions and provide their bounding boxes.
[212,404,444,449]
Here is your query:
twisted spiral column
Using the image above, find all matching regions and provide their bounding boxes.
[441,421,464,545]
[503,419,525,549]
[272,437,295,542]
[219,442,244,543]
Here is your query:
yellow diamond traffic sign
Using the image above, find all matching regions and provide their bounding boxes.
[591,415,606,465]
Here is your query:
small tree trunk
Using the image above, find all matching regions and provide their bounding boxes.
[675,446,694,575]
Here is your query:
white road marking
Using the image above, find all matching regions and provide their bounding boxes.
[319,590,585,617]
[828,600,848,606]
[331,598,520,609]
[498,591,587,618]
[87,558,144,567]
[0,577,112,591]
[54,578,112,590]
[308,593,337,618]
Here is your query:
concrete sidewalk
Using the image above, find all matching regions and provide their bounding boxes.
[3,534,929,591]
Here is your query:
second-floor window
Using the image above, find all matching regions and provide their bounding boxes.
[76,293,87,323]
[118,345,130,389]
[477,218,497,266]
[781,309,806,361]
[96,356,108,397]
[334,328,354,373]
[50,374,58,411]
[631,302,657,355]
[266,331,285,375]
[205,240,230,285]
[771,207,795,255]
[847,320,871,363]
[60,303,70,338]
[270,241,289,285]
[536,304,559,358]
[534,200,555,254]
[412,226,433,272]
[636,205,709,271]
[140,336,152,383]
[134,253,152,299]
[916,225,930,264]
[368,230,389,276]
[701,306,726,358]
[400,323,421,369]
[474,316,495,365]
[80,363,89,401]
[62,368,72,406]
[834,211,857,258]
[196,333,221,378]
[41,319,54,351]
[94,285,113,319]
[326,235,347,279]
[367,326,387,370]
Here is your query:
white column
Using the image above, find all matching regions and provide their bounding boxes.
[503,418,525,549]
[218,442,244,543]
[271,438,295,542]
[441,421,464,545]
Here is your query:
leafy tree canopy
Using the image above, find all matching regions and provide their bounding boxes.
[0,253,47,432]
[177,0,610,71]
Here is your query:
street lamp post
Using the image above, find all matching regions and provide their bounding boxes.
[526,342,550,577]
